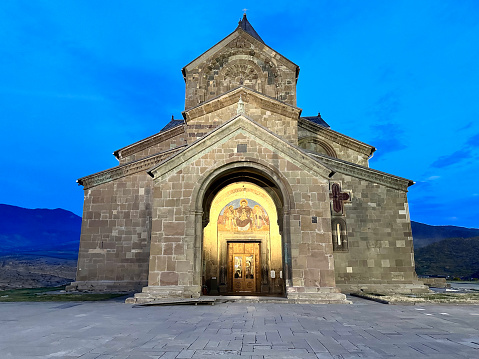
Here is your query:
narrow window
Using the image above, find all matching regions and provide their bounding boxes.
[332,218,348,252]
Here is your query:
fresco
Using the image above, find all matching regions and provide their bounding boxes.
[218,198,269,232]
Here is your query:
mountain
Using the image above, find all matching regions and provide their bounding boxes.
[415,237,479,279]
[0,204,81,256]
[2,203,479,282]
[411,221,479,248]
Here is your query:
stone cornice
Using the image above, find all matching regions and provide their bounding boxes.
[298,118,375,157]
[310,153,413,191]
[183,86,302,122]
[78,146,186,190]
[114,125,185,160]
[149,114,333,182]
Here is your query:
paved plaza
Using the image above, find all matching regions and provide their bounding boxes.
[1,296,478,358]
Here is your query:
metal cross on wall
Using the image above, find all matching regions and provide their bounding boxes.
[330,183,350,214]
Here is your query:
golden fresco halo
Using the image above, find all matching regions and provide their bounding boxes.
[218,198,269,232]
[208,181,278,233]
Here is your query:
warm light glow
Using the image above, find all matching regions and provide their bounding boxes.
[337,223,342,246]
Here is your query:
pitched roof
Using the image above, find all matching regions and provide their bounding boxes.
[301,113,330,128]
[237,14,264,44]
[160,118,184,132]
[148,114,333,180]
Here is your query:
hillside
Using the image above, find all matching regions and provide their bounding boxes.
[1,203,479,285]
[0,254,77,290]
[411,221,479,248]
[415,237,479,279]
[0,204,81,256]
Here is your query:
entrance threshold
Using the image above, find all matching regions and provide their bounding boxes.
[131,295,288,307]
[208,295,288,303]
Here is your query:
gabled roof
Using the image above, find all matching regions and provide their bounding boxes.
[160,118,184,133]
[237,14,264,44]
[148,114,333,180]
[298,117,375,157]
[301,113,330,128]
[310,152,414,191]
[183,85,301,122]
[182,16,298,77]
[113,117,185,160]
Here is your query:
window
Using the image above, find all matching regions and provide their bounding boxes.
[332,218,348,252]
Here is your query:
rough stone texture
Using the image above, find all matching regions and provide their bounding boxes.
[298,119,373,167]
[184,87,300,144]
[69,172,153,292]
[145,116,345,302]
[71,17,423,300]
[115,125,186,165]
[183,31,298,110]
[422,277,449,288]
[330,173,427,294]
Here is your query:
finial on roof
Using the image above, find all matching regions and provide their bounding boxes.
[171,115,174,121]
[237,94,245,115]
[242,8,248,15]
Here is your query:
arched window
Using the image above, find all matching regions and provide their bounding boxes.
[331,218,348,252]
[298,137,337,158]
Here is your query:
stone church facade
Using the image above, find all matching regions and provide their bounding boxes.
[68,16,427,303]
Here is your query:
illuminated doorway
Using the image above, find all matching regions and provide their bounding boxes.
[202,182,283,295]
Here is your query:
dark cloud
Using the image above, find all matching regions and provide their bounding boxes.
[369,123,407,159]
[367,91,401,121]
[64,45,184,122]
[466,133,479,147]
[459,122,473,131]
[431,149,472,168]
[431,133,479,168]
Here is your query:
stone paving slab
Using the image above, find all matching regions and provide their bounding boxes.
[0,296,478,358]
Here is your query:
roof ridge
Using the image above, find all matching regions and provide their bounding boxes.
[237,14,264,44]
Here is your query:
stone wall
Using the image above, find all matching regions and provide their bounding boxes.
[183,32,298,110]
[331,174,423,293]
[185,88,300,144]
[70,172,153,292]
[116,127,186,165]
[140,118,342,301]
[298,122,372,166]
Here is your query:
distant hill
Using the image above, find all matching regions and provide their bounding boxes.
[415,237,479,279]
[0,204,81,257]
[2,203,479,283]
[411,221,479,248]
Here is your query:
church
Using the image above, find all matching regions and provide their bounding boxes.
[68,15,427,303]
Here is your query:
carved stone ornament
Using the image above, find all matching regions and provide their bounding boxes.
[330,183,350,214]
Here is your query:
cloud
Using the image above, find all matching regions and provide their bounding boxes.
[369,123,407,159]
[459,122,473,131]
[431,133,479,168]
[431,149,472,168]
[367,91,401,122]
[466,133,479,147]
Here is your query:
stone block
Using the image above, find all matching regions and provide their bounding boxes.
[160,271,179,286]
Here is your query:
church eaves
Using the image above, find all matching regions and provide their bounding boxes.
[159,118,184,133]
[302,113,330,128]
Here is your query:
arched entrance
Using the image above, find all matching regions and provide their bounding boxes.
[202,182,283,295]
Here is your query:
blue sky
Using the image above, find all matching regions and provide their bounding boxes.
[1,1,478,228]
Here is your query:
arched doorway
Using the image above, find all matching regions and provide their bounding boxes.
[202,182,283,295]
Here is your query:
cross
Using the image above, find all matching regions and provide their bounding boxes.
[242,8,248,14]
[329,183,350,214]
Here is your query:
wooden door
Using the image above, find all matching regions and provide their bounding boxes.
[228,242,260,293]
